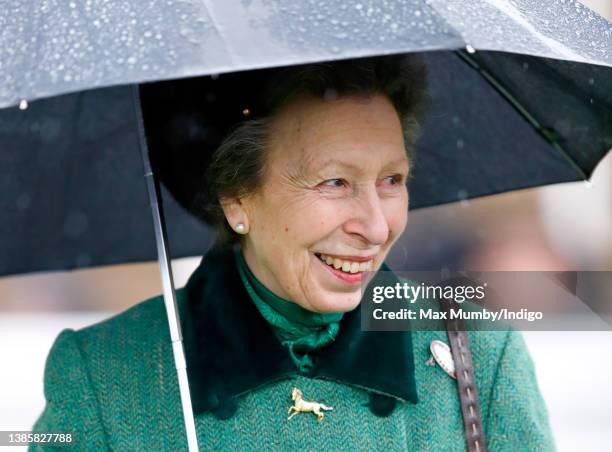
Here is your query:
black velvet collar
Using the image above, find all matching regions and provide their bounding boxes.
[180,245,418,418]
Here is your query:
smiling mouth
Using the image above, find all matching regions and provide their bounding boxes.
[314,253,374,274]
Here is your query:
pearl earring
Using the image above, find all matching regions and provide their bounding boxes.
[234,223,247,234]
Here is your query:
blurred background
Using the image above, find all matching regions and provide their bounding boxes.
[1,1,611,450]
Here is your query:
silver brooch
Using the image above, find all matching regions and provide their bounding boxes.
[426,340,456,379]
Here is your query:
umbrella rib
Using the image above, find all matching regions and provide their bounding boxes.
[454,50,588,180]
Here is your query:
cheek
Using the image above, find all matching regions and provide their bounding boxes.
[385,196,408,237]
[287,198,345,243]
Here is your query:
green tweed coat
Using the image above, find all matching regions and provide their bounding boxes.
[32,247,555,451]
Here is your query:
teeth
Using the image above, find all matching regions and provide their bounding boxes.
[318,254,374,274]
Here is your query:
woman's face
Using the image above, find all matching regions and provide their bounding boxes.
[232,93,409,313]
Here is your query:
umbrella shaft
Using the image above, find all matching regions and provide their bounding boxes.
[133,86,200,452]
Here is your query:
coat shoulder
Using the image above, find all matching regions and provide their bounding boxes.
[64,289,191,384]
[59,290,190,448]
[73,288,189,365]
[33,290,192,450]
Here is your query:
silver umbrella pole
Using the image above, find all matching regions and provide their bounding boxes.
[132,86,200,452]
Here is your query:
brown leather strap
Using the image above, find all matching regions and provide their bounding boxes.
[442,300,487,452]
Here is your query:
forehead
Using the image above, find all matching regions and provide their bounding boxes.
[268,93,407,172]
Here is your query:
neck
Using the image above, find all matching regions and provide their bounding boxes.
[235,245,342,324]
[241,240,292,302]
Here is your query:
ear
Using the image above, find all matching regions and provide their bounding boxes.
[220,196,250,234]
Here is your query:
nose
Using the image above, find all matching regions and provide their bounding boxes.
[342,186,390,246]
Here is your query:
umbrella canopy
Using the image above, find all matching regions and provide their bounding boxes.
[1,0,611,109]
[0,0,610,276]
[1,0,611,276]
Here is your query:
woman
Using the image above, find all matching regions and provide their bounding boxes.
[32,56,554,450]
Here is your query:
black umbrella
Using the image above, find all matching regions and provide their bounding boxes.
[3,51,611,276]
[1,1,611,450]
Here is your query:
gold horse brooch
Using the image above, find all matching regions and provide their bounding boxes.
[288,388,333,422]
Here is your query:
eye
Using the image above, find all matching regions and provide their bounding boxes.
[382,174,404,186]
[320,178,347,188]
